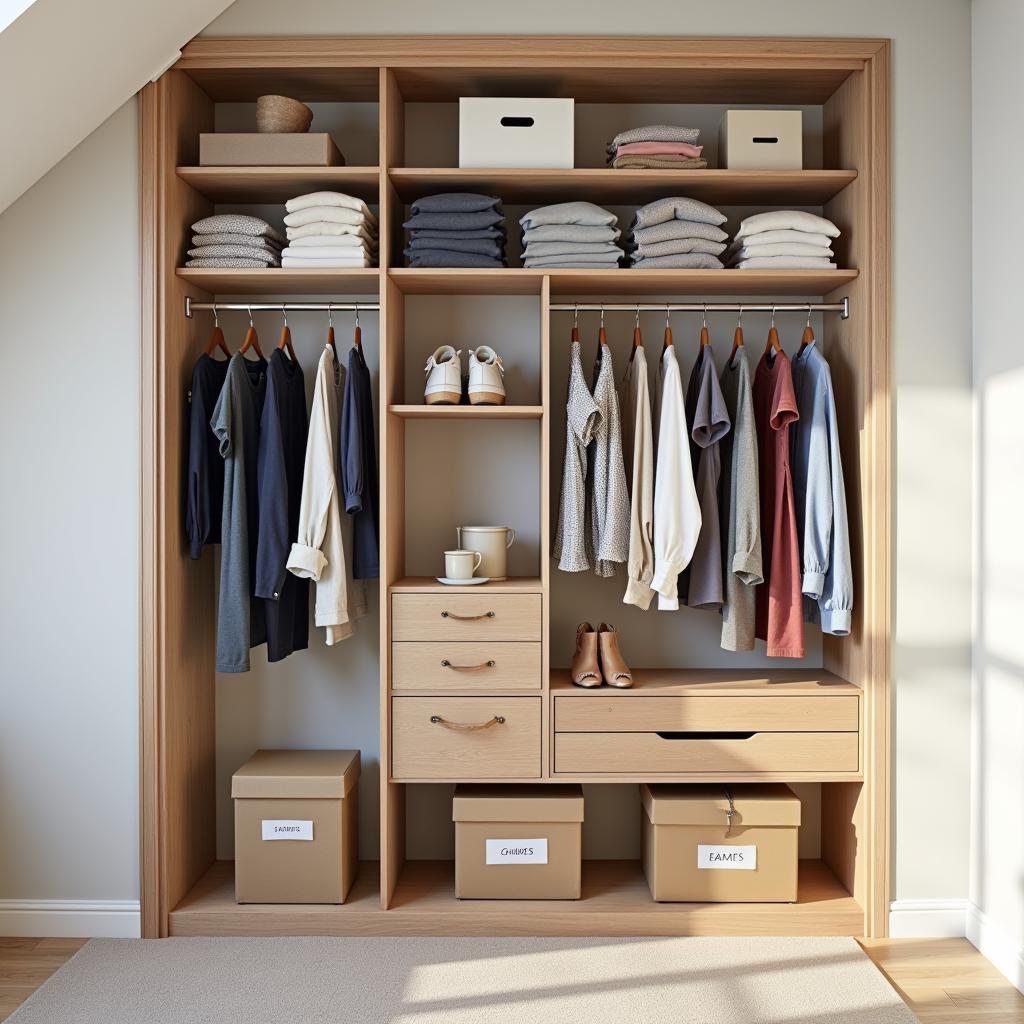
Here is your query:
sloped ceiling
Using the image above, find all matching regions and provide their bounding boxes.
[0,0,235,214]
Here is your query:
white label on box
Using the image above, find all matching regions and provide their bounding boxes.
[261,819,313,841]
[485,838,548,865]
[698,844,757,870]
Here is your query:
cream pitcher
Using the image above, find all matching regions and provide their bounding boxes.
[455,525,515,581]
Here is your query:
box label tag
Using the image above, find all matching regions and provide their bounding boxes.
[261,819,313,841]
[485,838,548,865]
[698,844,756,870]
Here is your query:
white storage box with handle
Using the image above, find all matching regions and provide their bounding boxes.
[459,98,574,168]
[719,110,803,170]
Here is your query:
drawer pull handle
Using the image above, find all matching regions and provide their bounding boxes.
[656,731,755,741]
[440,659,496,671]
[441,610,495,621]
[430,714,506,731]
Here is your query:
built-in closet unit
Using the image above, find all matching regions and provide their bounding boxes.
[140,36,890,939]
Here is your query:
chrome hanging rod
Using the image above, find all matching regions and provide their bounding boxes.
[550,298,850,320]
[184,297,380,319]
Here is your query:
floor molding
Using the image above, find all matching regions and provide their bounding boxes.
[888,898,968,938]
[0,899,141,938]
[967,902,1024,994]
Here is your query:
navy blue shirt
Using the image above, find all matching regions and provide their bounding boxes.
[186,354,229,559]
[340,346,379,579]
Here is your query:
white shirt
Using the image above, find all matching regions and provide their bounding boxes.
[651,347,702,610]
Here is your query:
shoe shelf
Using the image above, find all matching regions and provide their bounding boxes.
[176,165,381,202]
[388,404,544,420]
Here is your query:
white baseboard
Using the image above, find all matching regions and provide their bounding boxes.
[888,898,968,938]
[967,902,1024,994]
[0,899,140,938]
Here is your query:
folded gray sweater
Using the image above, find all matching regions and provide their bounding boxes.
[607,124,701,150]
[519,202,617,230]
[411,227,506,241]
[411,192,502,214]
[406,250,505,268]
[628,238,727,259]
[404,210,505,232]
[524,250,623,267]
[630,219,728,245]
[632,197,727,229]
[522,223,620,244]
[407,236,503,257]
[629,252,724,269]
[523,260,622,270]
[523,240,623,259]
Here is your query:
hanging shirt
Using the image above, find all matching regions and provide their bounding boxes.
[791,342,853,635]
[752,349,804,658]
[620,347,655,608]
[287,346,367,644]
[211,353,268,673]
[651,346,701,610]
[718,348,763,651]
[186,353,228,559]
[255,348,310,662]
[341,345,379,579]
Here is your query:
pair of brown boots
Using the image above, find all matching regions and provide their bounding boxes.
[570,622,632,688]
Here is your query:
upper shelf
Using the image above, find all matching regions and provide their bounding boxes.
[389,169,857,207]
[177,166,380,202]
[176,268,381,296]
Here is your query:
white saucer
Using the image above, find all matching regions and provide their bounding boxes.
[436,576,491,586]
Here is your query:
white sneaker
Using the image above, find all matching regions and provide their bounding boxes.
[468,345,506,405]
[423,345,463,405]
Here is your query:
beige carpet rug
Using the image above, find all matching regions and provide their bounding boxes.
[9,935,916,1023]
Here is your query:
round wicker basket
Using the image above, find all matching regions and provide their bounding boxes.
[255,95,314,133]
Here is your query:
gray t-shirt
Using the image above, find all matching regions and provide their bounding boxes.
[718,348,764,650]
[211,353,267,672]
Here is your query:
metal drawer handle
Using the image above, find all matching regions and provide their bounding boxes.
[441,610,495,621]
[430,714,506,731]
[440,659,496,671]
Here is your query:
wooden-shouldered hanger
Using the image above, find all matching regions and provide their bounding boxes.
[596,304,607,360]
[629,305,643,362]
[699,304,710,349]
[352,302,363,351]
[571,304,580,345]
[205,303,231,357]
[326,304,338,359]
[277,306,298,362]
[730,306,745,363]
[662,304,674,353]
[239,306,265,359]
[798,304,815,356]
[763,304,783,359]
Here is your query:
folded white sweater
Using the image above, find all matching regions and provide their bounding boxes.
[284,206,374,229]
[286,221,377,242]
[734,256,837,270]
[729,243,835,262]
[285,191,377,224]
[281,254,374,268]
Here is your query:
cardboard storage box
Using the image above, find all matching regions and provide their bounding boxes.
[453,784,583,899]
[199,133,344,166]
[641,783,800,903]
[718,110,803,170]
[459,98,574,168]
[232,749,359,904]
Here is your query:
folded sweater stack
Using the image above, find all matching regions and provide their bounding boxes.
[519,202,624,269]
[187,214,283,268]
[626,197,728,269]
[728,211,840,270]
[606,124,707,170]
[404,193,506,268]
[281,191,378,268]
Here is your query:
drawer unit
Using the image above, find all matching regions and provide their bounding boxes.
[392,696,542,779]
[392,593,542,642]
[392,642,542,691]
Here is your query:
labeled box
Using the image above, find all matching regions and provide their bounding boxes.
[199,133,344,166]
[718,110,803,170]
[232,749,360,904]
[641,783,800,903]
[459,98,574,168]
[453,784,584,899]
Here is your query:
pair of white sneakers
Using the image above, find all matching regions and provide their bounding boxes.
[423,345,506,406]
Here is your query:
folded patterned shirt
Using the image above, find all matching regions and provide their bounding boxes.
[192,214,285,243]
[187,243,283,263]
[185,257,275,268]
[192,232,282,250]
[410,192,502,215]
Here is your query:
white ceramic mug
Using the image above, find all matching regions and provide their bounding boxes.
[445,549,483,580]
[456,526,515,581]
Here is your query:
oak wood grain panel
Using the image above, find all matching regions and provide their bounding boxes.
[392,594,542,641]
[392,697,541,779]
[175,166,380,202]
[392,642,542,690]
[175,268,381,295]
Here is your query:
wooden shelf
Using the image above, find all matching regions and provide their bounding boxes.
[551,668,860,697]
[169,859,863,937]
[389,404,543,420]
[388,268,545,295]
[176,267,381,295]
[391,576,543,593]
[390,168,857,206]
[177,166,380,202]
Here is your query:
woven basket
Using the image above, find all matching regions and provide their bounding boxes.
[256,95,313,133]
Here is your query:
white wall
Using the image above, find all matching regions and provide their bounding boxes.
[970,0,1024,991]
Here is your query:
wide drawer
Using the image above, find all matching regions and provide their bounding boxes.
[392,696,542,779]
[392,593,542,642]
[555,695,859,732]
[555,732,860,774]
[392,642,542,691]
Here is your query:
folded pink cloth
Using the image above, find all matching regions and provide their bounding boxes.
[613,141,704,157]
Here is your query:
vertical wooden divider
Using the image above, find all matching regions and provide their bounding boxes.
[540,276,552,777]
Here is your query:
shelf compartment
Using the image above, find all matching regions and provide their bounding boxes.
[389,404,543,420]
[390,168,857,206]
[169,859,863,937]
[550,668,860,697]
[176,267,381,295]
[177,166,380,202]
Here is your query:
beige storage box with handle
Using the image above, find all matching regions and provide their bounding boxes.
[641,783,800,903]
[453,785,584,899]
[199,133,344,166]
[232,749,360,904]
[718,110,803,170]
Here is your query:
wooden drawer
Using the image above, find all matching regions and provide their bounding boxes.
[392,696,541,779]
[555,731,859,774]
[555,695,859,733]
[392,593,541,642]
[392,642,542,691]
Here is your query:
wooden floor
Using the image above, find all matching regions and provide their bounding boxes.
[2,934,1022,1022]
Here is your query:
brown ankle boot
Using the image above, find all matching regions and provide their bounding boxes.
[570,622,602,688]
[598,622,632,688]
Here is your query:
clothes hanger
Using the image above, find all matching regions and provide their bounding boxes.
[699,303,710,349]
[662,304,674,353]
[352,302,362,352]
[326,304,338,360]
[277,305,298,362]
[629,305,643,363]
[798,303,815,356]
[571,304,580,346]
[204,303,231,358]
[763,304,783,359]
[239,306,265,359]
[729,306,745,364]
[596,304,607,361]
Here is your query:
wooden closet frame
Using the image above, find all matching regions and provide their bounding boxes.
[139,36,891,939]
